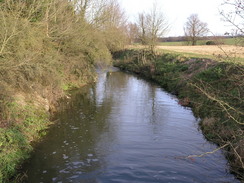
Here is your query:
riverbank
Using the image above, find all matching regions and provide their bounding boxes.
[0,73,97,183]
[0,0,129,181]
[113,49,244,181]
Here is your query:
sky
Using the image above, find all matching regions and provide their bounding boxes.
[119,0,233,37]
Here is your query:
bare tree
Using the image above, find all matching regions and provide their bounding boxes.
[137,13,147,45]
[220,0,243,47]
[145,2,168,49]
[94,0,128,52]
[137,2,169,50]
[184,14,209,46]
[127,23,139,44]
[220,0,244,35]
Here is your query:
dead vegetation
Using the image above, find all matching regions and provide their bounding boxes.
[157,45,244,59]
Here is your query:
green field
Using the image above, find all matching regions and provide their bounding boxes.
[158,37,243,46]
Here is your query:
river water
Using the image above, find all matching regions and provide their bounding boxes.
[22,69,239,183]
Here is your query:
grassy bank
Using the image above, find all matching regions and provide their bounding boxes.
[113,49,244,181]
[0,68,96,183]
[0,102,50,182]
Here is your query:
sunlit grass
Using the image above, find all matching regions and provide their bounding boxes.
[156,48,244,65]
[126,44,244,65]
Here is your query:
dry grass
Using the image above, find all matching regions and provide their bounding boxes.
[156,45,244,59]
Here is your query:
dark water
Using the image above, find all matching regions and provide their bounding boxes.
[22,69,239,183]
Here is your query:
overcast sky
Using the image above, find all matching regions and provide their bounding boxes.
[119,0,233,37]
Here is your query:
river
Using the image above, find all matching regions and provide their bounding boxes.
[22,69,239,183]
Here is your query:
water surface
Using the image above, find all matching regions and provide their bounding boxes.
[22,70,239,183]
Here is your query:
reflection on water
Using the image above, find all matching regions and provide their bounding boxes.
[22,70,239,183]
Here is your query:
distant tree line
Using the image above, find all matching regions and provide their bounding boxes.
[158,35,238,42]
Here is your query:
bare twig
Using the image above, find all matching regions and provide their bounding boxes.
[187,143,230,158]
[230,143,244,169]
[190,82,244,125]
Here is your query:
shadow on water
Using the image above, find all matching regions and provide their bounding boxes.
[21,69,240,183]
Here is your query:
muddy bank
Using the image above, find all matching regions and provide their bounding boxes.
[113,49,244,181]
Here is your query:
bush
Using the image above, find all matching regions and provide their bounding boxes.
[206,41,216,45]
